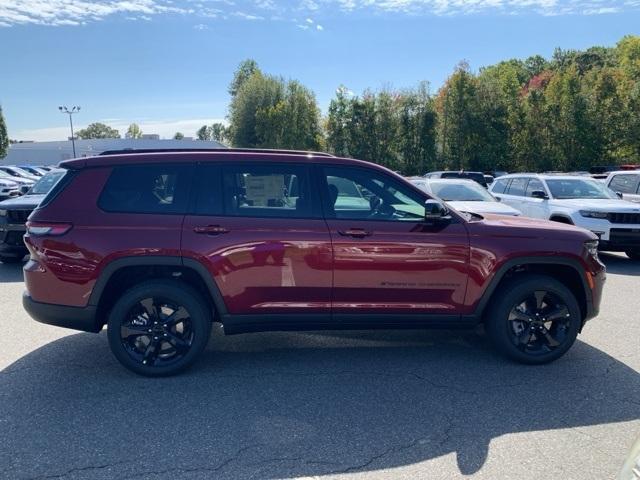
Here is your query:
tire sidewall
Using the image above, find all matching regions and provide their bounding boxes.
[486,275,581,365]
[107,280,211,376]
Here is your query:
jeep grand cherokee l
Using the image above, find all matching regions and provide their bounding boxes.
[22,150,605,376]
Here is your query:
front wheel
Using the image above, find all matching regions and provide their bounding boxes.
[107,280,212,376]
[626,249,640,260]
[485,275,581,365]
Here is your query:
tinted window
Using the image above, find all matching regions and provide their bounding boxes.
[194,165,222,215]
[99,164,191,214]
[525,178,545,197]
[609,174,639,194]
[507,178,527,196]
[322,166,425,221]
[492,178,509,194]
[221,164,312,218]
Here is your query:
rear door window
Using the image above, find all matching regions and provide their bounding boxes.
[99,164,192,214]
[220,164,314,218]
[506,177,528,196]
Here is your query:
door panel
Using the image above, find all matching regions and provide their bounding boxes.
[181,163,333,315]
[319,166,470,315]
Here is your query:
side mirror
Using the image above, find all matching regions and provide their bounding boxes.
[424,199,449,221]
[531,190,548,200]
[616,191,623,199]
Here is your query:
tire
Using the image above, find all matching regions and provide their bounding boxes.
[0,255,24,264]
[107,280,212,376]
[626,249,640,261]
[485,274,581,365]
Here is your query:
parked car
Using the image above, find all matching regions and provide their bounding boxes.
[18,165,47,177]
[605,171,640,204]
[409,178,521,217]
[0,169,66,263]
[425,170,488,188]
[0,178,20,201]
[0,170,34,194]
[0,166,40,182]
[491,174,640,259]
[23,150,605,376]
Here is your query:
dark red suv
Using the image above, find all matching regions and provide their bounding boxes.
[22,150,605,376]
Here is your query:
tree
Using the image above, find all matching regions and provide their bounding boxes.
[76,122,120,139]
[210,123,228,143]
[0,106,8,159]
[125,123,143,139]
[326,86,352,157]
[196,125,211,141]
[173,132,184,140]
[229,59,261,97]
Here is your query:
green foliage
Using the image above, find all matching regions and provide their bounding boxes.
[76,122,120,139]
[228,62,323,150]
[0,106,8,159]
[173,132,184,140]
[125,123,143,139]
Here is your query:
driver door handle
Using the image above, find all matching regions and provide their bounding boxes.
[338,228,371,238]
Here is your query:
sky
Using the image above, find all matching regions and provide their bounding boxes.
[1,0,639,141]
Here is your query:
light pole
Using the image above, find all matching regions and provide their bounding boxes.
[59,106,80,157]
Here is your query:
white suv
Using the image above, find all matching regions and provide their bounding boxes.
[490,174,640,260]
[604,171,640,204]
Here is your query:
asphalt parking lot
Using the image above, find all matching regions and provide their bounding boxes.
[1,253,639,480]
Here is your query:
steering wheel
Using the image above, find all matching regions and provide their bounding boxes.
[368,196,396,219]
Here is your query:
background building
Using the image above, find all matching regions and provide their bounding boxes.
[3,138,227,165]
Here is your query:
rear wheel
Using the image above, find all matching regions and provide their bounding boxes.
[107,280,211,376]
[626,249,640,260]
[485,275,581,364]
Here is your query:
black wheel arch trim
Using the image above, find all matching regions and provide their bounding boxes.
[548,214,574,224]
[473,256,593,320]
[87,255,228,316]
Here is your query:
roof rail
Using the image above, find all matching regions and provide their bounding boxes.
[98,148,335,157]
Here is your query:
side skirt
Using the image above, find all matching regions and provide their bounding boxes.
[221,313,480,335]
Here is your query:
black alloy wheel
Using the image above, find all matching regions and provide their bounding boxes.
[107,280,211,376]
[507,290,572,356]
[485,275,581,364]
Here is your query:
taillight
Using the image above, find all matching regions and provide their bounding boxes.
[26,222,72,236]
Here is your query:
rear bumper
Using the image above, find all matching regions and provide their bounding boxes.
[22,293,102,333]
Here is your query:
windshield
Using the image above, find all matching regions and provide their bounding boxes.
[429,181,496,202]
[546,179,618,200]
[28,171,66,195]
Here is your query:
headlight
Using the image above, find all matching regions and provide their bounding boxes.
[580,210,608,219]
[0,209,6,217]
[585,240,599,258]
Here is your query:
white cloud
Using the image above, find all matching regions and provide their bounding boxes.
[12,118,227,142]
[316,23,323,30]
[0,0,634,27]
[193,23,209,29]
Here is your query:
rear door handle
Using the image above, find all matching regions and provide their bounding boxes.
[193,225,229,235]
[338,228,371,238]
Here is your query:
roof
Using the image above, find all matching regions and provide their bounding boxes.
[59,149,374,171]
[497,173,600,181]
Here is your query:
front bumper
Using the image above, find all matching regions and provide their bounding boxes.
[22,293,101,333]
[0,223,28,257]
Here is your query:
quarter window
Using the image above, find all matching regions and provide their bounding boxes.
[99,164,190,214]
[492,178,509,194]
